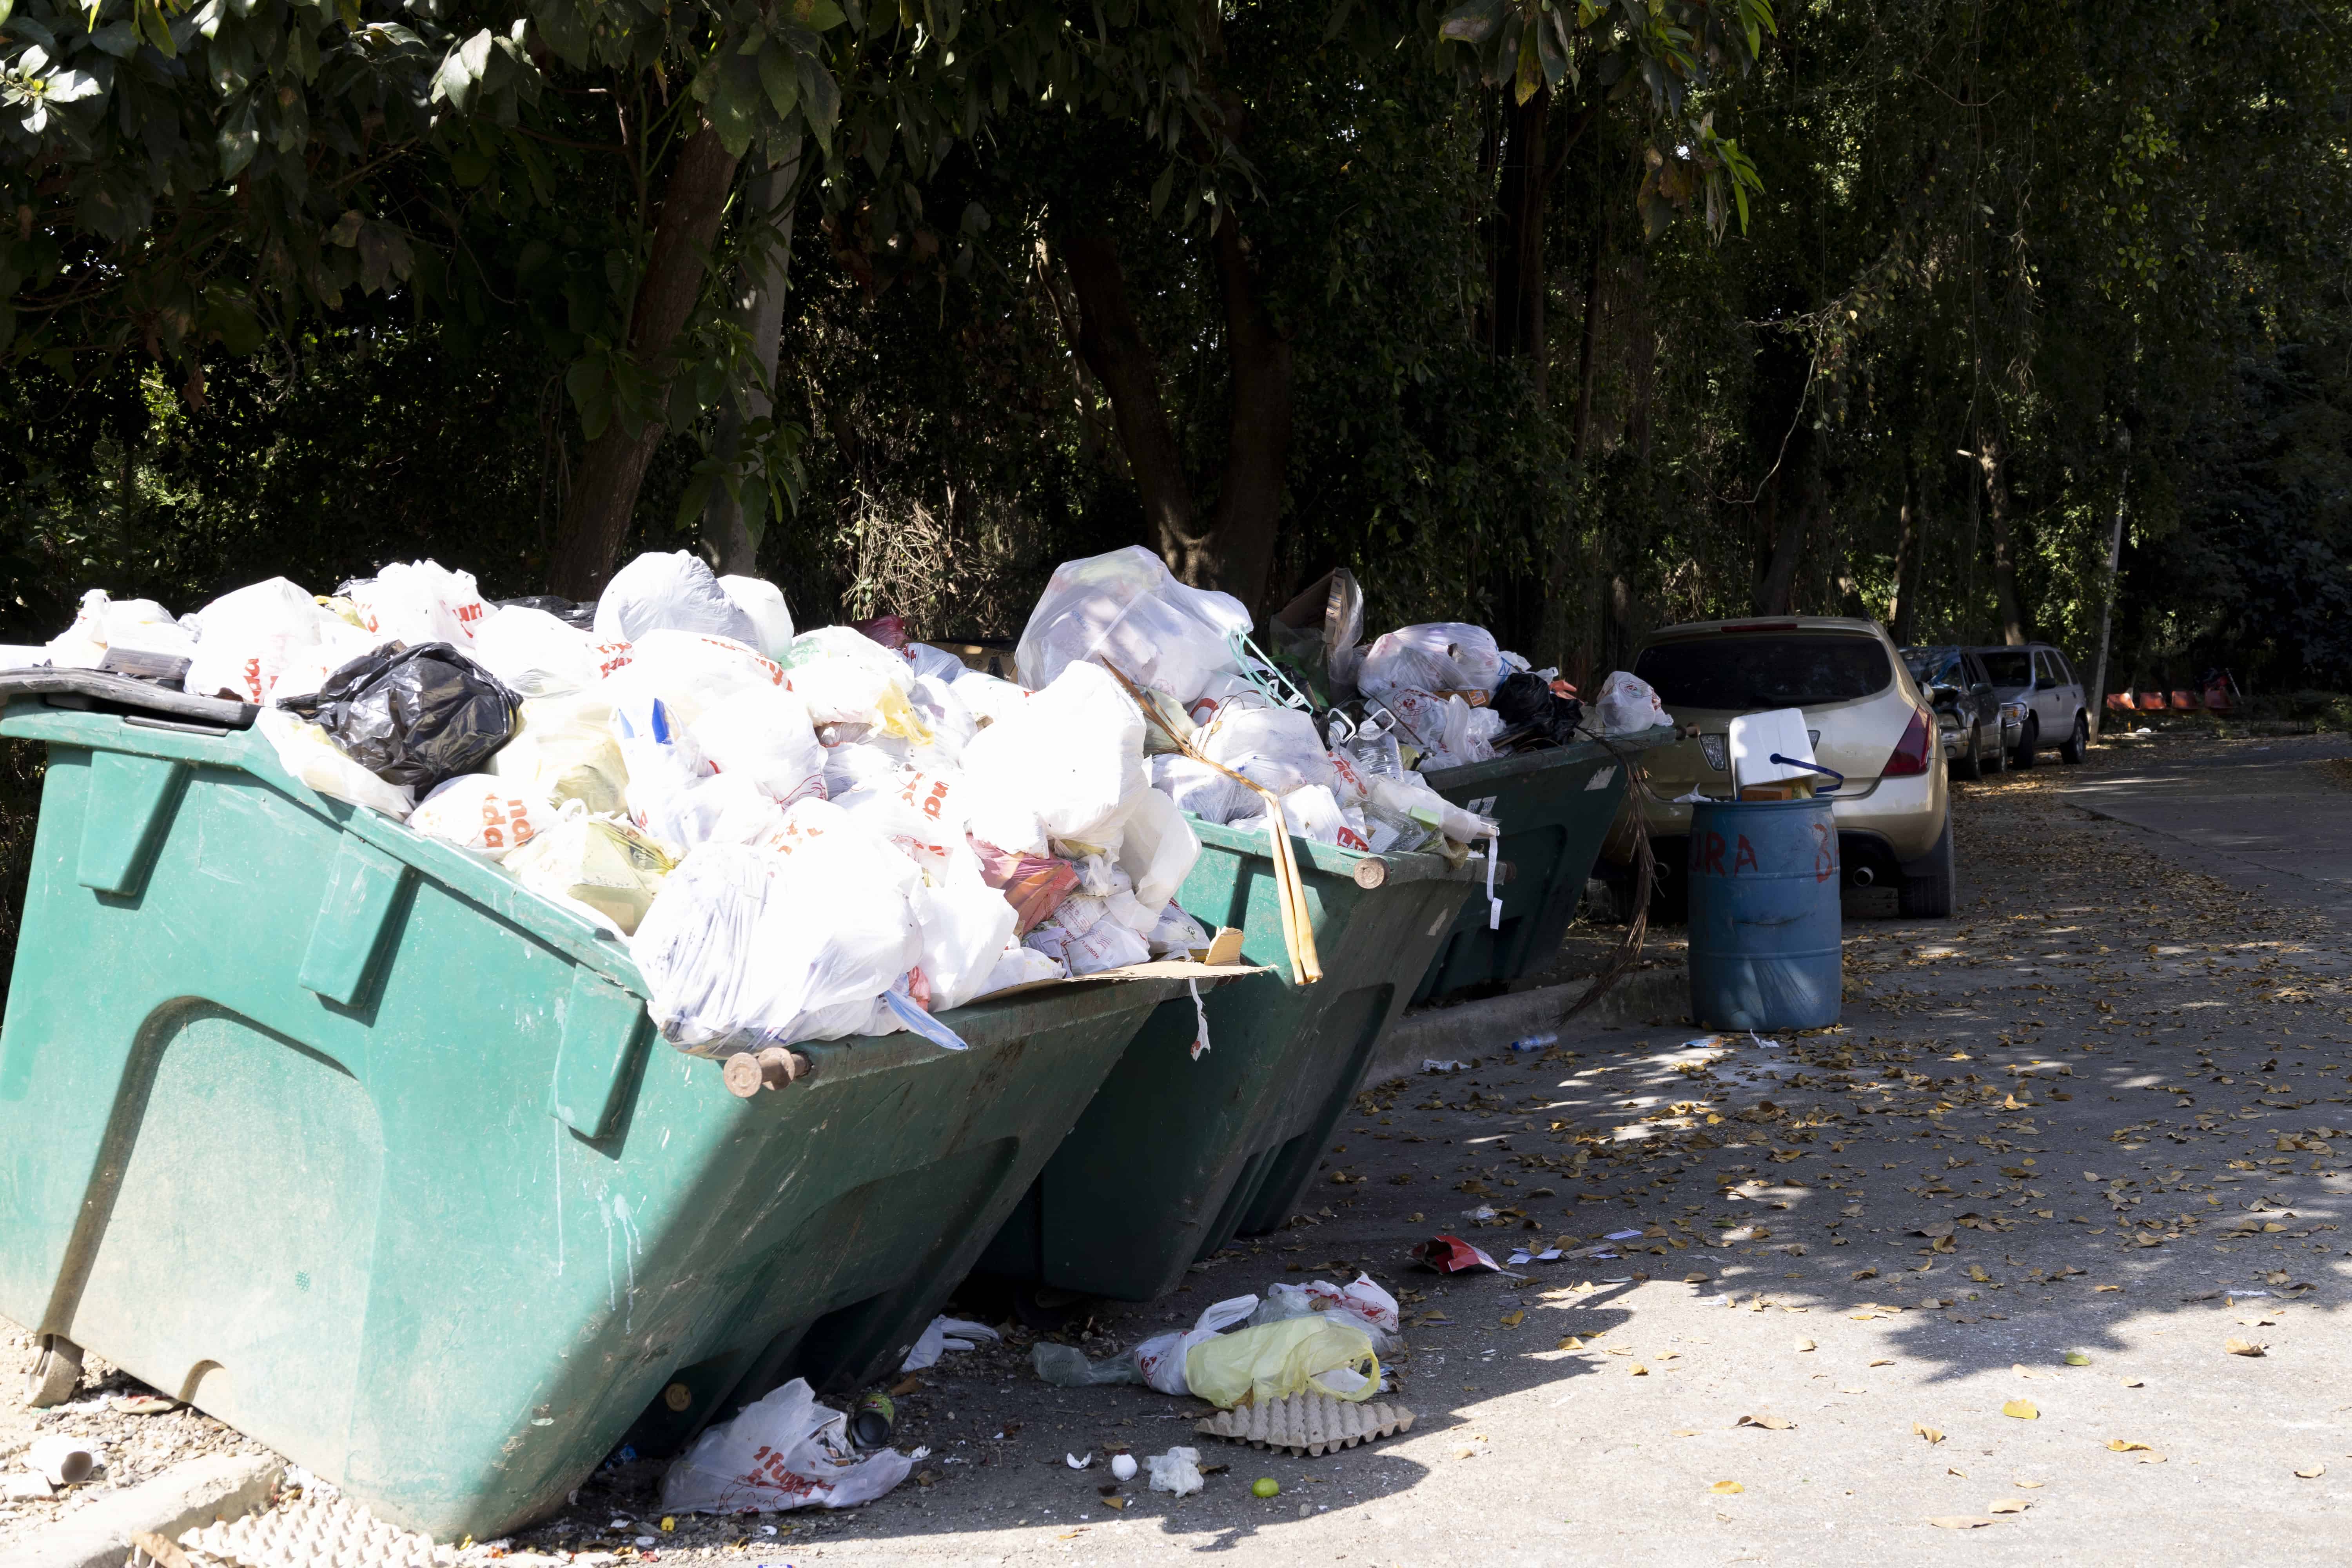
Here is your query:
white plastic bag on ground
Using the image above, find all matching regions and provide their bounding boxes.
[410,774,554,861]
[184,578,359,705]
[256,708,416,819]
[503,802,676,935]
[595,551,759,646]
[342,561,489,648]
[1248,1274,1403,1355]
[1200,704,1338,797]
[959,661,1145,857]
[660,1378,913,1515]
[1596,670,1672,734]
[898,1316,1003,1374]
[601,629,785,729]
[629,801,925,1053]
[468,605,603,698]
[1015,545,1253,703]
[718,574,795,661]
[1146,1448,1204,1497]
[686,683,827,807]
[1134,1295,1259,1396]
[1358,622,1503,698]
[490,693,630,816]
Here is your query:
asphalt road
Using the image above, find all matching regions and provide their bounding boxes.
[9,727,2352,1566]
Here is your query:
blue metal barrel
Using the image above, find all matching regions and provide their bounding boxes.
[1686,796,1843,1031]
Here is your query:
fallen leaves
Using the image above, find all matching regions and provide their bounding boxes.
[1928,1517,1998,1530]
[2002,1400,2040,1420]
[2296,1464,2328,1480]
[1736,1414,1795,1431]
[1710,1480,1744,1494]
[1914,1423,1946,1445]
[2224,1338,2268,1357]
[1499,1310,1524,1328]
[1793,1338,1817,1352]
[2106,1439,2166,1463]
[1557,1334,1585,1351]
[2063,1350,2091,1366]
[1987,1499,2030,1514]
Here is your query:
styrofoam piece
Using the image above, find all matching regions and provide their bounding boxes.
[179,1491,437,1568]
[1194,1394,1415,1456]
[1726,706,1815,790]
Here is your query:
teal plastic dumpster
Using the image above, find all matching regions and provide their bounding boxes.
[1414,728,1677,1002]
[0,680,1196,1541]
[978,817,1481,1302]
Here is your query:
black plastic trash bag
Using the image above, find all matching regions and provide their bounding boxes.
[278,642,519,789]
[1490,670,1585,749]
[493,594,598,630]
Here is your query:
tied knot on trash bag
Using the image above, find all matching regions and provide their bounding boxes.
[278,642,519,791]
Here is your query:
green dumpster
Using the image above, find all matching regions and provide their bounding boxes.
[1412,728,1677,1003]
[0,679,1195,1541]
[978,817,1481,1302]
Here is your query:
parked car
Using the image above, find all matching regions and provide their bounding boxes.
[1598,615,1955,922]
[1900,645,2015,780]
[1970,642,2089,766]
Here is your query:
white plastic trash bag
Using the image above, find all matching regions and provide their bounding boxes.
[1358,622,1503,699]
[660,1378,914,1515]
[503,802,675,936]
[490,693,631,817]
[595,551,760,646]
[1149,754,1256,826]
[1136,1295,1259,1396]
[1113,783,1198,920]
[1015,545,1252,703]
[341,560,490,648]
[629,802,926,1053]
[913,877,1020,1012]
[718,574,795,662]
[184,578,365,706]
[45,592,190,671]
[906,642,967,683]
[1278,783,1348,846]
[256,708,415,820]
[1147,901,1210,958]
[960,661,1145,856]
[601,629,785,729]
[409,774,554,861]
[781,626,924,736]
[687,683,828,808]
[468,605,606,698]
[1596,670,1672,734]
[953,671,1033,730]
[1199,704,1338,798]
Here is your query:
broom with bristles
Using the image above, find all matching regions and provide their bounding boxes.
[1100,661,1323,986]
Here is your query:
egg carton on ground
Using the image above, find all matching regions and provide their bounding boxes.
[169,1492,437,1568]
[1196,1394,1414,1456]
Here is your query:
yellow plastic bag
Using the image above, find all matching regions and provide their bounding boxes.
[1183,1317,1380,1410]
[490,693,630,816]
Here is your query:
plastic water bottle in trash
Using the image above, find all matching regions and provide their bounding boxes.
[1508,1032,1559,1053]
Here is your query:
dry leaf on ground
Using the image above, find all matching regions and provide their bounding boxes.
[1737,1414,1795,1430]
[1915,1423,1945,1445]
[2002,1400,2040,1419]
[2225,1338,2267,1357]
[2296,1464,2327,1479]
[1710,1481,1744,1494]
[1928,1517,1997,1530]
[1794,1338,1817,1352]
[1987,1499,2029,1514]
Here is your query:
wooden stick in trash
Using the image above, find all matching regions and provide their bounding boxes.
[1100,662,1322,985]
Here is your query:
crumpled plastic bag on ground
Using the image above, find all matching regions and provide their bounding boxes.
[1146,1448,1204,1497]
[503,802,676,935]
[595,551,760,646]
[1248,1274,1403,1355]
[255,708,416,819]
[628,801,926,1053]
[1034,1294,1258,1397]
[341,560,490,649]
[1185,1315,1381,1409]
[490,693,631,817]
[1595,670,1672,734]
[660,1378,914,1515]
[410,773,554,861]
[1014,544,1253,702]
[898,1316,1004,1374]
[277,642,519,791]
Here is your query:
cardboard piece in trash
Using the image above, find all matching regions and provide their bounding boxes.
[1727,707,1816,791]
[984,942,1263,1000]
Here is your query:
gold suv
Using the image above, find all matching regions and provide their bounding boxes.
[1599,615,1954,920]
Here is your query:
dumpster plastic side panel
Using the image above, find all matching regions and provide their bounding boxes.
[1415,730,1675,1001]
[0,709,1180,1542]
[980,822,1479,1301]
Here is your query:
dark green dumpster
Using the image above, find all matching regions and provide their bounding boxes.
[1413,728,1677,1002]
[0,678,1196,1541]
[979,816,1481,1302]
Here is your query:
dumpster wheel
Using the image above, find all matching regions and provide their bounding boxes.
[23,1335,82,1408]
[1013,1283,1099,1334]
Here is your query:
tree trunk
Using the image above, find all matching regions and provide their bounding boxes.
[1536,188,1612,671]
[1756,430,1816,615]
[1975,427,2026,644]
[2087,470,2127,739]
[1887,452,1918,643]
[1487,88,1549,386]
[1201,210,1293,610]
[705,142,804,576]
[550,121,744,601]
[1062,230,1203,566]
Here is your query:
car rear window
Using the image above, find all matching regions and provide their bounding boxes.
[1977,650,2031,686]
[1635,634,1893,711]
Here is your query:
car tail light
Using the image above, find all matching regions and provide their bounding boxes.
[1883,707,1934,777]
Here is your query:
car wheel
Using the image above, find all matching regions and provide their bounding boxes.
[1955,722,1984,781]
[2059,711,2088,764]
[1899,813,1956,919]
[2011,717,2038,769]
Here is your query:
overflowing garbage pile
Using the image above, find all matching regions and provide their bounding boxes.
[17,545,1514,1056]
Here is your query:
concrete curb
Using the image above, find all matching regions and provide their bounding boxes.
[0,1454,285,1568]
[1369,963,1688,1086]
